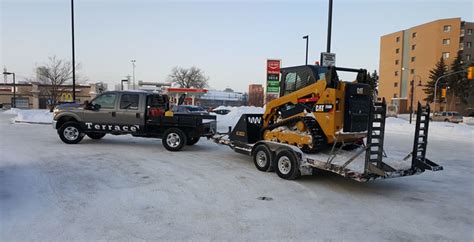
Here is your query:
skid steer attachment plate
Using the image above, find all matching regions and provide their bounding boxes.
[229,114,263,144]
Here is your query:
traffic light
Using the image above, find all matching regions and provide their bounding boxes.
[468,66,474,80]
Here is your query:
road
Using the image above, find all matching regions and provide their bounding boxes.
[0,113,473,241]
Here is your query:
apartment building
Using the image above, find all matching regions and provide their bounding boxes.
[379,18,473,113]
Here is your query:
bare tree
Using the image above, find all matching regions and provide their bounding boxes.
[37,56,79,110]
[168,66,209,88]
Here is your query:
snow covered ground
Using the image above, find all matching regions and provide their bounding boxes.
[0,110,473,240]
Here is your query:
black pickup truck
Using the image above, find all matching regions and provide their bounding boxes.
[52,91,216,151]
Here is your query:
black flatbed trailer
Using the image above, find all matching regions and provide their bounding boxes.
[212,102,443,182]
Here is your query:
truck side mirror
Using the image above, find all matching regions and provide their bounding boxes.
[93,103,101,110]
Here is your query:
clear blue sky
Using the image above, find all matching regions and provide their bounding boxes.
[1,0,472,92]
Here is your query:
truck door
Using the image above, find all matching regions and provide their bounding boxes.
[81,92,119,132]
[115,93,145,132]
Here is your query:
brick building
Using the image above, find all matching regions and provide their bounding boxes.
[248,84,264,107]
[0,82,106,109]
[379,18,473,113]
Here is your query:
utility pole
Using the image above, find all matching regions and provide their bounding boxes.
[71,0,76,102]
[131,60,136,90]
[303,35,309,65]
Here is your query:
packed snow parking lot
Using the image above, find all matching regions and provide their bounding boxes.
[1,109,473,240]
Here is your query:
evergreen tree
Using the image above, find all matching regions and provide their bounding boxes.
[424,57,447,103]
[358,70,378,99]
[448,51,471,104]
[367,70,379,98]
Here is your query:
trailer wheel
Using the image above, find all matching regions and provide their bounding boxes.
[275,149,301,180]
[162,128,187,151]
[253,144,273,172]
[87,132,106,140]
[186,137,200,145]
[58,121,85,144]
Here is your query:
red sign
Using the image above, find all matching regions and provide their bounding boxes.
[267,59,281,75]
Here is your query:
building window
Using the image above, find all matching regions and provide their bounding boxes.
[467,42,472,48]
[394,71,398,76]
[410,69,415,74]
[393,93,398,98]
[411,56,416,62]
[467,54,471,61]
[411,44,416,50]
[412,32,417,38]
[395,48,400,54]
[442,39,450,45]
[460,43,464,50]
[395,60,399,65]
[396,36,400,42]
[442,52,450,59]
[468,29,473,35]
[394,82,398,87]
[443,25,452,32]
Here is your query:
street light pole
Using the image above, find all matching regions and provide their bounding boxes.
[409,80,414,124]
[409,75,422,124]
[2,71,16,108]
[433,70,466,112]
[12,73,15,108]
[71,0,76,102]
[326,0,333,53]
[131,60,136,90]
[303,35,309,65]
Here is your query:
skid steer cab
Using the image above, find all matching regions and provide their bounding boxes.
[52,91,216,152]
[212,65,442,181]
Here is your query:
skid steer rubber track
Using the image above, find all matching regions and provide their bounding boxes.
[300,117,327,153]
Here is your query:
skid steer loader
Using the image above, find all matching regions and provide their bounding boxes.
[212,64,442,181]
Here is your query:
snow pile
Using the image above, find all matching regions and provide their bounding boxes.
[215,106,264,132]
[12,109,53,124]
[463,117,474,126]
[2,108,21,115]
[386,117,474,140]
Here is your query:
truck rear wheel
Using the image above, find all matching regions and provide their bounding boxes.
[87,132,106,140]
[253,144,273,172]
[275,149,301,180]
[162,128,187,151]
[186,137,200,145]
[58,121,85,144]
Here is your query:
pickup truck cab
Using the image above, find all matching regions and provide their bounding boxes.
[53,91,216,151]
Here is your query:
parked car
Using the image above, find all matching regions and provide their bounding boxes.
[172,105,209,115]
[431,111,463,123]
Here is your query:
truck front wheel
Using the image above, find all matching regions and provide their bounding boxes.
[162,128,187,151]
[58,121,85,144]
